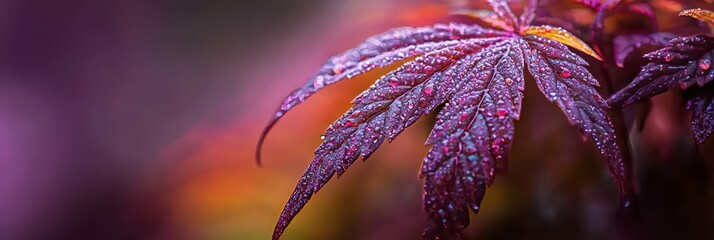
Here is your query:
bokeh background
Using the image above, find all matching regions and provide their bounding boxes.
[0,0,712,239]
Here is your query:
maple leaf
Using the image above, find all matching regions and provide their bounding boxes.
[260,1,626,239]
[609,8,714,144]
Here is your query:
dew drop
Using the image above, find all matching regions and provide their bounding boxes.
[699,60,711,70]
[320,135,326,140]
[388,78,399,87]
[496,108,508,117]
[664,54,673,62]
[460,113,469,121]
[333,64,346,74]
[424,66,434,73]
[559,68,571,78]
[423,86,434,95]
[345,120,357,127]
[314,76,325,88]
[418,99,428,107]
[505,78,513,86]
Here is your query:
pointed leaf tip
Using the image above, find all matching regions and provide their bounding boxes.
[522,25,603,61]
[680,8,714,26]
[256,117,281,167]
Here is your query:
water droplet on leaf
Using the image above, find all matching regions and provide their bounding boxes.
[424,66,434,73]
[505,78,513,86]
[560,68,571,78]
[699,60,710,70]
[664,54,673,62]
[460,113,469,121]
[345,120,357,127]
[423,86,434,95]
[388,78,399,87]
[333,64,346,74]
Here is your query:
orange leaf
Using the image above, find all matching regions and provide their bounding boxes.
[680,8,714,27]
[522,25,603,61]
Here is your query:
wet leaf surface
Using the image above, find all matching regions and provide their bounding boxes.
[262,1,626,239]
[610,34,714,143]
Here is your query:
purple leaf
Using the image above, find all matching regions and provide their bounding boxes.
[272,37,506,240]
[522,35,628,197]
[687,96,714,144]
[613,32,675,67]
[256,23,507,164]
[267,2,625,239]
[609,35,714,107]
[421,38,524,237]
[610,34,714,145]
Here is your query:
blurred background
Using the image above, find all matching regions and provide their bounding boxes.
[0,0,712,239]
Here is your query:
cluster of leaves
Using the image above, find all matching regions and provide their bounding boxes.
[610,8,714,144]
[257,0,714,239]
